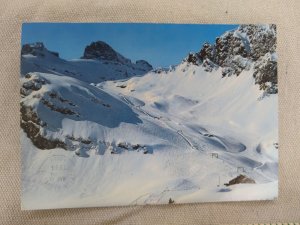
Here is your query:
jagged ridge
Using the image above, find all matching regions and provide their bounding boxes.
[185,24,277,94]
[22,42,59,58]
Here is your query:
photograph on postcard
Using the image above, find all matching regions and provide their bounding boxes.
[20,23,278,209]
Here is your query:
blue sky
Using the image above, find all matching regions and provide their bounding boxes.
[22,23,237,68]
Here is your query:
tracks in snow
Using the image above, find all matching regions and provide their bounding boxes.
[119,94,198,151]
[177,130,198,150]
[130,185,201,205]
[121,95,161,120]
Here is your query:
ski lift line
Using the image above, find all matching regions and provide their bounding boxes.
[176,130,195,149]
[121,94,161,120]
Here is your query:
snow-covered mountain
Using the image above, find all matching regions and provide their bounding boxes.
[21,41,153,83]
[21,24,278,209]
[21,72,187,155]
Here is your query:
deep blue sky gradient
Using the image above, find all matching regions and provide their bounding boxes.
[22,23,237,67]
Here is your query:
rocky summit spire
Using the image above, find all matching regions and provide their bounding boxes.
[81,41,131,64]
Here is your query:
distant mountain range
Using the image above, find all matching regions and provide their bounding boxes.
[21,41,153,83]
[21,24,277,95]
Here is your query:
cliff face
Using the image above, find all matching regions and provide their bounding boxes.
[185,25,277,94]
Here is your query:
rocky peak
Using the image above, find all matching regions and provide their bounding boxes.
[238,24,276,60]
[184,24,277,94]
[21,42,59,58]
[199,42,214,61]
[81,41,131,64]
[135,60,153,71]
[81,41,153,73]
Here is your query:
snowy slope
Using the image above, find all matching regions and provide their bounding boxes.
[21,69,278,209]
[21,25,278,209]
[102,61,278,178]
[21,72,189,153]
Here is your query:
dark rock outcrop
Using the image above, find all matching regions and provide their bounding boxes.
[20,75,49,97]
[224,174,256,186]
[187,52,201,66]
[253,54,277,94]
[20,103,66,150]
[20,75,66,150]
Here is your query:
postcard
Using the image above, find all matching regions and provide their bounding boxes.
[20,23,278,209]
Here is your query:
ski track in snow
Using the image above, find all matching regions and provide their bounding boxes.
[120,94,200,151]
